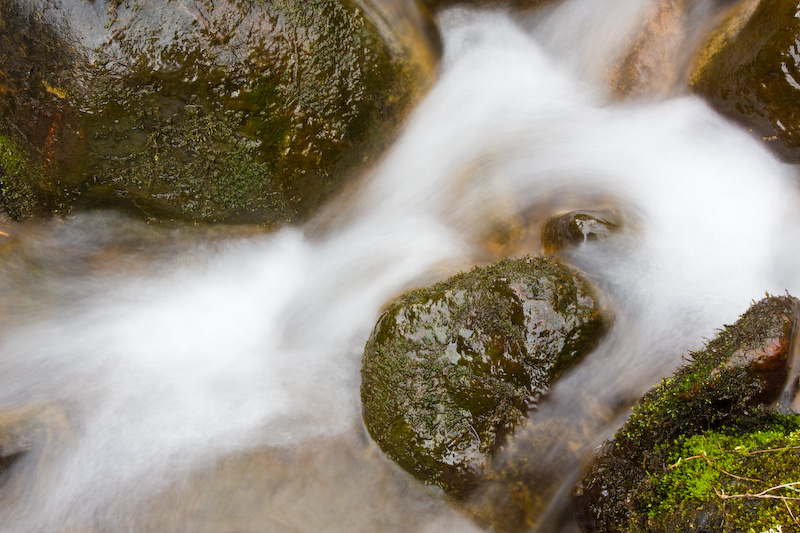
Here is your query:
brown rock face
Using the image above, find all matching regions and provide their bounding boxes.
[690,0,800,162]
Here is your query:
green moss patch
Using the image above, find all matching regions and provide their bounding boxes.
[648,421,800,532]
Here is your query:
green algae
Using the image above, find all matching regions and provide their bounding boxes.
[362,255,603,498]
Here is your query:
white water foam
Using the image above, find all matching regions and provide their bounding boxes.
[1,2,799,531]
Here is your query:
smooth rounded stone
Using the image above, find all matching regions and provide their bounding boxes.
[573,295,800,532]
[690,0,800,162]
[361,255,603,498]
[0,0,435,223]
[541,210,619,255]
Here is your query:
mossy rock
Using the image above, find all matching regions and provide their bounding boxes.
[361,255,603,498]
[0,0,432,223]
[573,295,800,532]
[690,0,800,162]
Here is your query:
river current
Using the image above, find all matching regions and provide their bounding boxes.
[1,1,799,531]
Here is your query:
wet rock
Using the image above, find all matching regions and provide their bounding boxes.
[361,255,603,498]
[573,295,800,532]
[423,0,559,12]
[0,404,70,483]
[690,0,800,162]
[541,210,619,255]
[0,0,434,223]
[609,0,696,98]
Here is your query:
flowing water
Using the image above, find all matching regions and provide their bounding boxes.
[1,1,800,531]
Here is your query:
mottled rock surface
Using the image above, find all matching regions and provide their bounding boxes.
[0,0,432,223]
[361,255,603,497]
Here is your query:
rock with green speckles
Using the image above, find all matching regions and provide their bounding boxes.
[361,255,603,498]
[690,0,800,162]
[0,0,435,223]
[573,295,800,533]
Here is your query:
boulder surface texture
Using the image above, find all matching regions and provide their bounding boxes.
[0,0,421,223]
[361,255,603,497]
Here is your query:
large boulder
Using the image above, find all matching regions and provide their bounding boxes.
[690,0,800,162]
[574,295,800,532]
[361,255,603,498]
[0,0,435,223]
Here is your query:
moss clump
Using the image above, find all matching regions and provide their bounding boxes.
[0,135,44,219]
[649,420,800,532]
[691,1,800,162]
[574,296,799,532]
[362,255,603,497]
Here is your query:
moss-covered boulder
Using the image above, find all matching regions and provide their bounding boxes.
[541,210,620,255]
[573,295,800,532]
[690,0,800,162]
[0,0,433,223]
[361,255,603,498]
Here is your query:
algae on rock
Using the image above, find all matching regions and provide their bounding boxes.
[361,255,603,498]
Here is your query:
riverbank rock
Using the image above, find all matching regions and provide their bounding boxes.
[573,295,800,532]
[690,0,800,162]
[0,0,434,223]
[361,255,603,497]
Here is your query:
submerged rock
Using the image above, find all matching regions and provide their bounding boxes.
[541,210,620,255]
[690,0,800,162]
[0,404,70,483]
[361,255,603,497]
[0,0,433,223]
[573,295,800,532]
